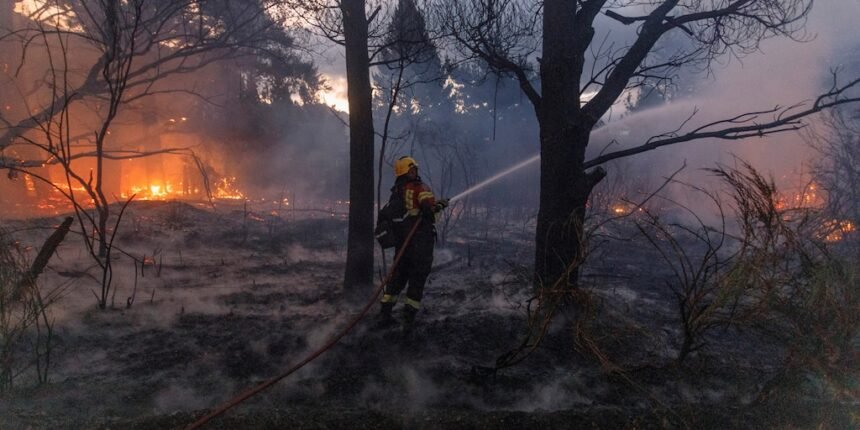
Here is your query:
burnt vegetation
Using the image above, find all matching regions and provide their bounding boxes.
[1,165,857,428]
[1,1,859,429]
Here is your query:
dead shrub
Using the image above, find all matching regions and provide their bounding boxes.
[712,162,859,402]
[0,227,55,391]
[634,185,735,364]
[0,228,29,391]
[0,220,72,392]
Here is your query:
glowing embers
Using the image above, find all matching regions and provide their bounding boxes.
[125,182,179,200]
[120,177,246,201]
[212,177,245,200]
[23,174,36,194]
[610,203,639,216]
[42,175,247,204]
[822,220,856,243]
[775,183,825,211]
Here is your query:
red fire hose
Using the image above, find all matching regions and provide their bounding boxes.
[184,219,423,430]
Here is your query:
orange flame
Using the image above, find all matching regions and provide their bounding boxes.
[212,177,245,200]
[823,220,855,243]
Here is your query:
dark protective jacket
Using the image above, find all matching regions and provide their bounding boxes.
[399,176,437,219]
[381,175,437,311]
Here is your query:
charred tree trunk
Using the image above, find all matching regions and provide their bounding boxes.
[534,124,605,290]
[17,217,74,293]
[342,0,376,290]
[533,1,604,290]
[535,129,583,289]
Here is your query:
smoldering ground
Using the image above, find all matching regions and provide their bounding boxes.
[1,2,859,429]
[1,199,850,430]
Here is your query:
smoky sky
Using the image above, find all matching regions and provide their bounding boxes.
[591,1,860,196]
[295,1,860,208]
[5,2,857,212]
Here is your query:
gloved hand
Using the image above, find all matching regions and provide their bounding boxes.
[434,198,450,213]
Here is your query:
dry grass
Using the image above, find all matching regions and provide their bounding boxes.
[0,227,34,391]
[712,162,858,405]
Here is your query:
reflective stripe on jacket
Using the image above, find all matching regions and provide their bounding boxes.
[403,180,436,217]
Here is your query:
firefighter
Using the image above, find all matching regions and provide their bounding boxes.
[377,156,448,334]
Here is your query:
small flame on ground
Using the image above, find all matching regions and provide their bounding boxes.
[41,174,247,207]
[776,183,825,211]
[212,177,244,200]
[824,220,855,243]
[24,174,36,194]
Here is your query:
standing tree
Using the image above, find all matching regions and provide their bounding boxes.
[439,0,860,292]
[286,0,445,291]
[341,0,377,290]
[374,0,445,209]
[1,0,312,308]
[284,0,389,290]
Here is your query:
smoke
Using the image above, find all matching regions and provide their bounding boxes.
[397,365,442,411]
[587,2,860,215]
[512,369,593,411]
[353,364,441,413]
[286,244,343,264]
[152,384,216,413]
[432,247,456,267]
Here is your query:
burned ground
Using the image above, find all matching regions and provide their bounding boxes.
[0,201,855,429]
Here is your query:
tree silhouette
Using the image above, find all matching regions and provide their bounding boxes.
[439,0,860,291]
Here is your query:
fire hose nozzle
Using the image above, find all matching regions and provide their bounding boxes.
[435,198,450,212]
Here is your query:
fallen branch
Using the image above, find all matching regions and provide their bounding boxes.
[16,217,74,295]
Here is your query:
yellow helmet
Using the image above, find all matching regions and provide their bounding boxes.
[394,156,419,177]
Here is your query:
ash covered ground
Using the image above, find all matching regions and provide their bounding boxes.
[0,201,854,429]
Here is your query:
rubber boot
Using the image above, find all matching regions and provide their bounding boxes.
[373,302,397,330]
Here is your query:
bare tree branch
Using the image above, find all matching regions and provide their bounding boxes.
[585,77,860,168]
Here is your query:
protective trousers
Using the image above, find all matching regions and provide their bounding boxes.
[381,221,435,311]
